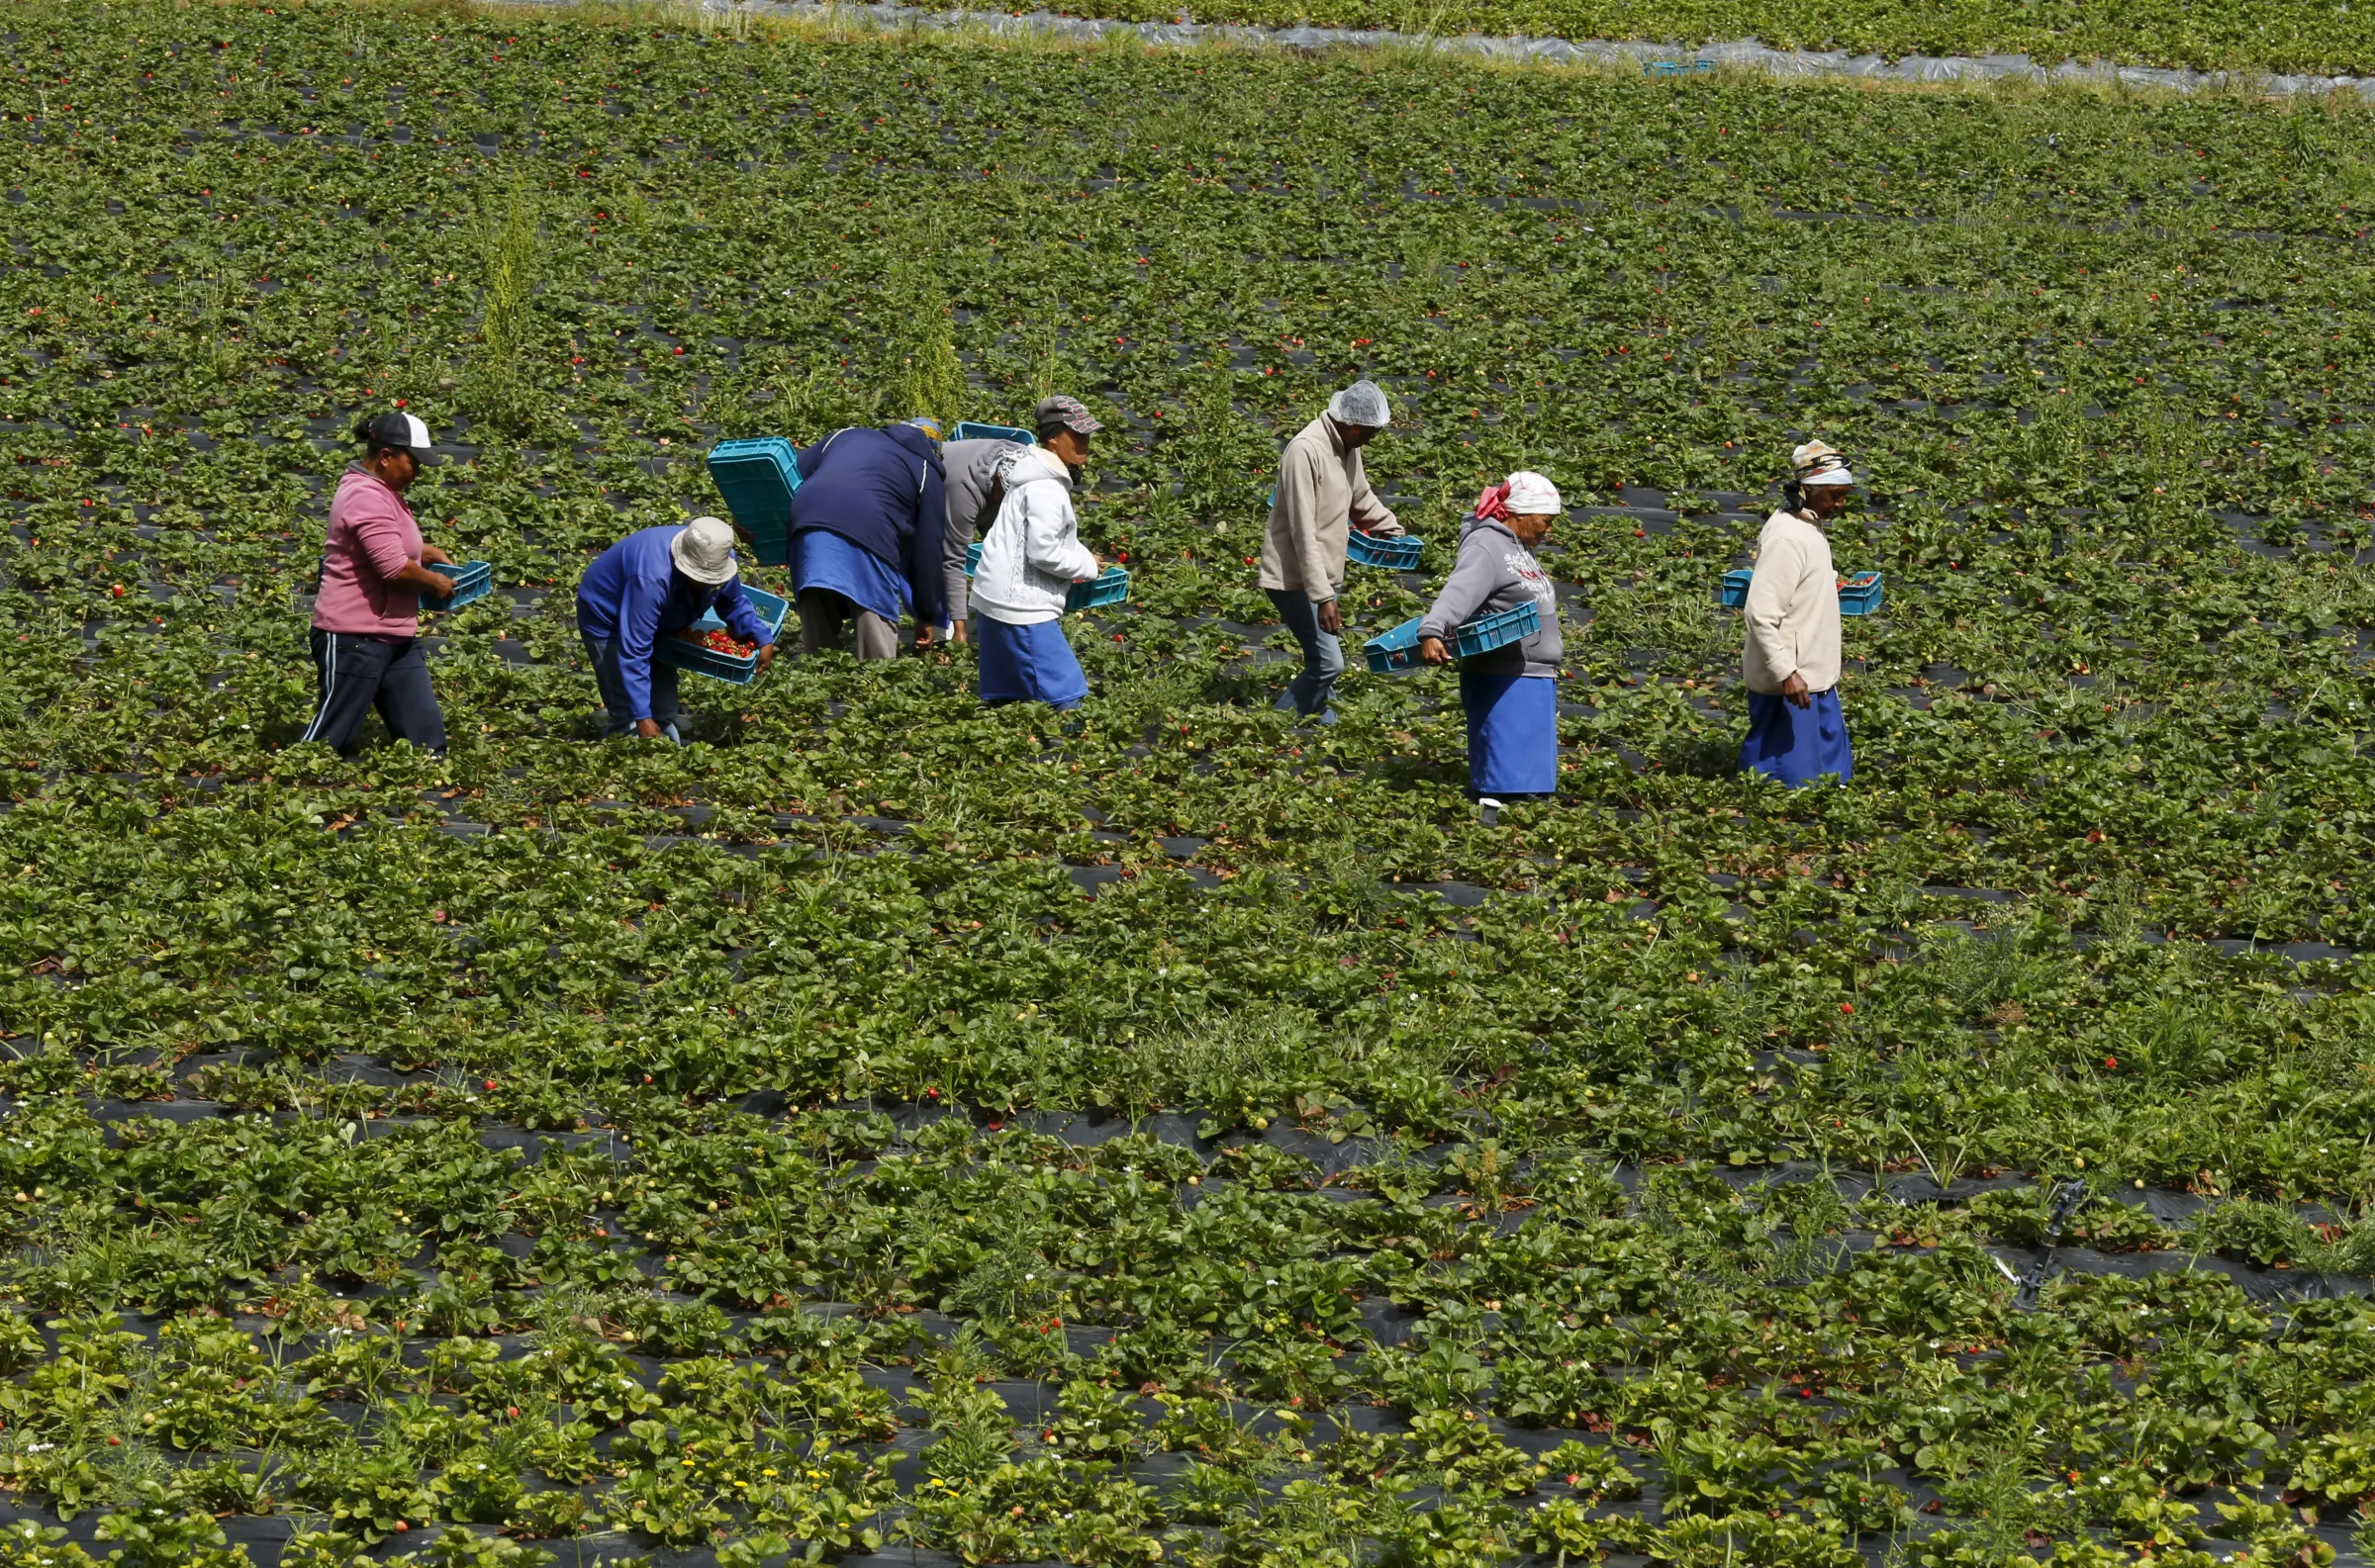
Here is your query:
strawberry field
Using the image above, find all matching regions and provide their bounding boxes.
[1,2,2374,1564]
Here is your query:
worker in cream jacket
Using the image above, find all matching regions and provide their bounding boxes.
[968,395,1104,709]
[1740,441,1853,786]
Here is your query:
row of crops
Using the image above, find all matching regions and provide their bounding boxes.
[0,1,2371,1564]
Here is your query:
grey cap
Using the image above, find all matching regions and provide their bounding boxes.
[1327,379,1390,428]
[1034,394,1103,435]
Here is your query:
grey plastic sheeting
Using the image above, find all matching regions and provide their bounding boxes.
[515,0,2375,100]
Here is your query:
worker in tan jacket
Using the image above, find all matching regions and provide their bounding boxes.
[1740,441,1853,786]
[1257,380,1401,723]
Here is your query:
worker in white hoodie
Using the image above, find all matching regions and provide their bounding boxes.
[968,395,1105,709]
[1740,441,1854,786]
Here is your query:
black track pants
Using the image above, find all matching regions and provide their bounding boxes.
[303,630,446,758]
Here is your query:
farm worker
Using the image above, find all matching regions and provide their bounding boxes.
[576,516,776,744]
[969,395,1105,710]
[1258,379,1404,726]
[939,426,1029,645]
[300,411,461,759]
[1418,472,1565,816]
[785,416,948,660]
[1740,441,1854,786]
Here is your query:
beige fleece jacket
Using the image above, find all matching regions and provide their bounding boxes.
[1257,415,1397,601]
[1742,508,1843,695]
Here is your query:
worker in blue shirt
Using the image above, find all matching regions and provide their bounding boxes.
[577,516,775,742]
[786,416,948,660]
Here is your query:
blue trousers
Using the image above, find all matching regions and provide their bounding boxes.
[1267,589,1344,721]
[582,632,682,744]
[1742,689,1852,786]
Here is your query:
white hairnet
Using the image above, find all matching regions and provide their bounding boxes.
[1327,379,1390,428]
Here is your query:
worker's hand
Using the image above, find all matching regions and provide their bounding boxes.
[1782,672,1811,709]
[422,569,459,600]
[755,643,777,674]
[950,619,969,646]
[1315,599,1342,636]
[913,623,937,650]
[419,543,454,567]
[1368,518,1406,539]
[634,718,665,739]
[1418,635,1452,666]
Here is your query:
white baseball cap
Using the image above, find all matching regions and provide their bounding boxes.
[669,516,739,586]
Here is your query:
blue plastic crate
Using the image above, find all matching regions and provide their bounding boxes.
[706,438,801,566]
[652,585,790,685]
[1364,600,1541,674]
[1364,617,1425,674]
[428,560,492,611]
[1346,530,1423,570]
[951,421,1034,446]
[1719,567,1883,614]
[1066,567,1130,612]
[964,541,982,578]
[1454,600,1539,659]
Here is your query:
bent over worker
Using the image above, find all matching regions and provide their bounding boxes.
[939,428,1027,644]
[301,411,460,758]
[785,416,948,659]
[1418,472,1565,814]
[1741,441,1854,786]
[577,516,775,743]
[1257,379,1402,725]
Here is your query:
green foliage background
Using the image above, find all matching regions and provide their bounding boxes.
[0,2,2366,1565]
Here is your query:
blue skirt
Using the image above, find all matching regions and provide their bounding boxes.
[978,616,1089,709]
[1742,689,1853,786]
[1462,672,1558,796]
[791,527,906,624]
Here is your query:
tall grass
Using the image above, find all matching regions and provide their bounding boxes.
[468,172,541,430]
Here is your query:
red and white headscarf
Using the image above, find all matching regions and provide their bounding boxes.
[1474,470,1562,519]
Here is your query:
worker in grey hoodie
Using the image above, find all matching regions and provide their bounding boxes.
[940,430,1027,643]
[1418,471,1565,815]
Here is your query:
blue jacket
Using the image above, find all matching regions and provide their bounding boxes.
[577,525,774,721]
[788,424,947,628]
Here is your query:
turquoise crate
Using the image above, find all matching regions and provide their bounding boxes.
[964,549,1122,607]
[1364,600,1540,674]
[1840,571,1884,616]
[952,421,1034,446]
[1066,567,1130,612]
[1364,617,1425,674]
[1647,57,1713,74]
[1454,600,1539,659]
[706,438,801,566]
[652,585,789,685]
[1719,568,1883,614]
[428,560,492,611]
[1347,530,1422,570]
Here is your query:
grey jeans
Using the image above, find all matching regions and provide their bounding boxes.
[1267,588,1345,719]
[582,632,681,744]
[798,589,900,662]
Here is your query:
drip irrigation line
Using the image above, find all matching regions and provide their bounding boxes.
[511,0,2375,100]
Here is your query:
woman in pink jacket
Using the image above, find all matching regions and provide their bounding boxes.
[301,412,460,757]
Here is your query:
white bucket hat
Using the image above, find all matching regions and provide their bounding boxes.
[1504,470,1562,514]
[670,515,739,586]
